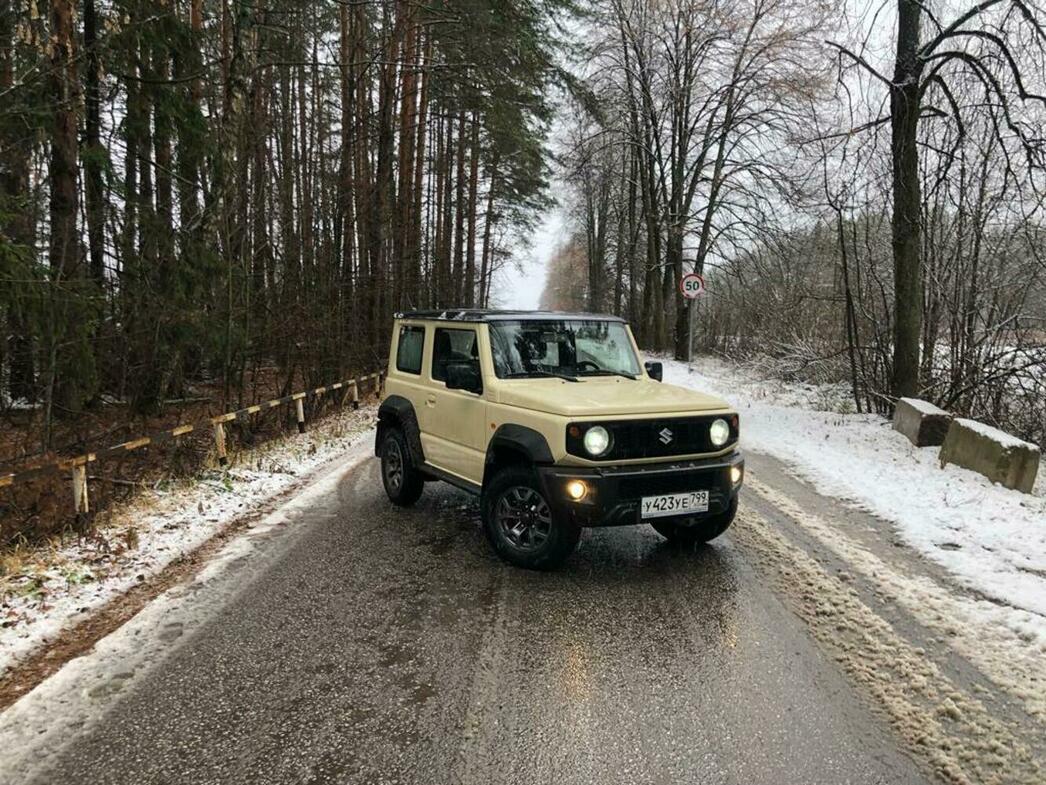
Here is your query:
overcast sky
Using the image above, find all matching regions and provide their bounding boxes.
[489,22,576,311]
[493,207,567,309]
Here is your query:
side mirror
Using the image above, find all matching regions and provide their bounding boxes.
[644,361,663,382]
[445,361,483,395]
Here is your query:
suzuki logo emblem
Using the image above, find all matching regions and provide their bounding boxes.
[659,428,673,445]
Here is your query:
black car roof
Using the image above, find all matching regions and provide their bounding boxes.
[395,309,627,323]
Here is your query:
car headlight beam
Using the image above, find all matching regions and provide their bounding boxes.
[583,425,611,457]
[709,418,730,447]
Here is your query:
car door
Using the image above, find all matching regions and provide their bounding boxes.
[419,326,487,484]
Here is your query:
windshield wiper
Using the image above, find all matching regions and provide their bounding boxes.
[505,370,580,382]
[577,369,637,380]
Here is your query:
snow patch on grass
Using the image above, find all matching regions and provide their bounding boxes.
[0,405,376,677]
[665,356,1046,621]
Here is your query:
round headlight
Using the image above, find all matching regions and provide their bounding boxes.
[709,418,731,447]
[583,425,611,456]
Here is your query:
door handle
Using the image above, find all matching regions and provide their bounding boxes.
[426,394,436,407]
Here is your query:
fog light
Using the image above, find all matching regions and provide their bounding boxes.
[566,480,588,501]
[730,466,743,485]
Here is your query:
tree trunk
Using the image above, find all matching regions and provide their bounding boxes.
[464,112,480,307]
[439,113,456,305]
[176,0,204,255]
[394,10,418,310]
[278,62,299,309]
[433,112,447,304]
[371,2,403,338]
[479,154,500,308]
[83,0,106,287]
[408,31,431,308]
[626,151,639,322]
[668,224,685,358]
[48,0,80,279]
[154,10,175,284]
[250,56,270,320]
[452,109,467,304]
[890,0,924,399]
[48,0,87,416]
[1,7,35,401]
[337,1,355,313]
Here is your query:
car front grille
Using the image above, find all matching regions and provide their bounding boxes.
[616,470,719,498]
[566,415,738,461]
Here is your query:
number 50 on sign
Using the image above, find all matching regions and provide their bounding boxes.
[679,273,705,299]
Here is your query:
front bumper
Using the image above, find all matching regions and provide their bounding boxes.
[537,451,743,527]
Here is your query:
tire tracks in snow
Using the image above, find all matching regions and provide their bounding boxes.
[745,475,1046,724]
[732,485,1043,785]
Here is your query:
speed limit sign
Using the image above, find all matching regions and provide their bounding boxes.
[679,272,705,299]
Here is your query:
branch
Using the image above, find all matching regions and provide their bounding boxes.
[923,28,1046,105]
[921,74,966,189]
[926,48,1045,136]
[912,0,945,34]
[920,0,1008,57]
[924,49,1041,170]
[824,41,892,88]
[1011,0,1046,46]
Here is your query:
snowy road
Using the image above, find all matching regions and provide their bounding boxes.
[1,451,1043,785]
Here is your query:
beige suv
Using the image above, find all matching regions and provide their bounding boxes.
[376,310,743,569]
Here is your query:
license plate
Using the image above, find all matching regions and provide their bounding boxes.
[640,491,709,519]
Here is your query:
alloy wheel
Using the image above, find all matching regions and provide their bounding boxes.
[383,438,404,492]
[495,486,552,551]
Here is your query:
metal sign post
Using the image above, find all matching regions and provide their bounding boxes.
[679,272,705,364]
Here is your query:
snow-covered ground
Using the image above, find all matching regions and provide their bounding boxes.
[0,406,376,677]
[666,357,1046,637]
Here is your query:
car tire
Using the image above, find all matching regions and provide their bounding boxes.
[482,467,580,570]
[650,496,738,546]
[380,427,424,507]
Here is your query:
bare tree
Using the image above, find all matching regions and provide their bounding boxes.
[559,0,833,354]
[830,0,1046,398]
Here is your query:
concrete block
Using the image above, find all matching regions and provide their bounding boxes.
[893,397,952,447]
[939,418,1041,493]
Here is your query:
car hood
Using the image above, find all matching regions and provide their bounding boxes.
[494,377,731,417]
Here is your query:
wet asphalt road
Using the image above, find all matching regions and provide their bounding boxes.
[12,457,931,785]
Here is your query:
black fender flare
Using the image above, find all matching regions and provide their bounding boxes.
[484,424,554,484]
[376,395,425,467]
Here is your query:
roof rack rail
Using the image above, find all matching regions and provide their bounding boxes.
[393,309,626,323]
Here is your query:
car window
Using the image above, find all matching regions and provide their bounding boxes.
[395,326,424,374]
[432,328,478,382]
[489,320,640,378]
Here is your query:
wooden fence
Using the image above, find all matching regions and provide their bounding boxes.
[0,371,385,518]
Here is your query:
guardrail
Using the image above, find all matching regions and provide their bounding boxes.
[0,371,385,519]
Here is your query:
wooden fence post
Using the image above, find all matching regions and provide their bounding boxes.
[71,463,89,520]
[350,380,360,410]
[213,422,228,466]
[295,397,306,433]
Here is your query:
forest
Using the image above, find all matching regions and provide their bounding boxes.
[1,0,560,462]
[542,0,1046,445]
[2,0,1046,461]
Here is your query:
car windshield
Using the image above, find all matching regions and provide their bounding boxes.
[488,319,641,379]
